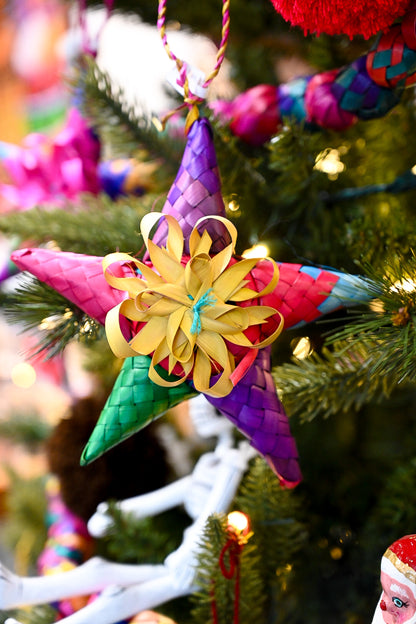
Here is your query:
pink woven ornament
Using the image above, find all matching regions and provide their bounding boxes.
[11,247,127,326]
[11,249,368,340]
[210,85,281,146]
[303,70,357,131]
[0,108,101,210]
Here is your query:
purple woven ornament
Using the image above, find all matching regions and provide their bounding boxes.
[207,347,301,487]
[332,56,401,120]
[148,117,230,255]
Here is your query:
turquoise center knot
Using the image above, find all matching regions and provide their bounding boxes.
[189,288,216,335]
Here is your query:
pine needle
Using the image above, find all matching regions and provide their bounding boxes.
[2,276,103,357]
[75,58,184,181]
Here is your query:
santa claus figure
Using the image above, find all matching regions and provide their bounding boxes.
[372,535,416,624]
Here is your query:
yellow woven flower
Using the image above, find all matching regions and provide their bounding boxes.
[103,213,283,398]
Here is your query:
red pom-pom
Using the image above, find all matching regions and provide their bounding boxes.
[269,0,412,38]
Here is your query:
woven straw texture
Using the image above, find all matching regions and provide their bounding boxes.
[367,23,416,88]
[150,117,229,255]
[277,77,310,124]
[11,248,126,326]
[332,56,401,119]
[249,261,371,330]
[304,70,357,131]
[81,355,197,464]
[208,347,301,487]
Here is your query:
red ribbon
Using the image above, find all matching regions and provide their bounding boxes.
[211,532,243,624]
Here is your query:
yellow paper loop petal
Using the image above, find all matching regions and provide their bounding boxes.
[192,215,238,253]
[105,303,138,358]
[141,212,184,262]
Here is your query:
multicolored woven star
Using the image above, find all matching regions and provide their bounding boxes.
[12,118,373,487]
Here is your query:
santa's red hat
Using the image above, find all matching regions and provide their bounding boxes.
[381,535,416,588]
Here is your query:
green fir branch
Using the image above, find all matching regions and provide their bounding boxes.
[0,414,51,448]
[276,256,416,421]
[191,461,306,624]
[359,457,416,590]
[210,115,267,193]
[2,276,103,357]
[1,606,59,624]
[191,513,264,624]
[96,503,185,565]
[274,342,402,422]
[368,457,416,535]
[76,58,183,181]
[324,257,416,385]
[209,116,283,253]
[0,196,151,256]
[2,471,48,570]
[236,458,307,623]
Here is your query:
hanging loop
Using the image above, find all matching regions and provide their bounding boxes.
[156,0,231,132]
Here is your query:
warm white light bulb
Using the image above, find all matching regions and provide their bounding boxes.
[314,148,345,179]
[242,244,269,259]
[227,511,249,534]
[228,200,240,212]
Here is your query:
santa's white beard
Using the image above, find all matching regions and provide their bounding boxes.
[371,597,386,624]
[371,595,416,624]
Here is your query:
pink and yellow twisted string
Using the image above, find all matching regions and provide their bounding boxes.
[157,0,231,131]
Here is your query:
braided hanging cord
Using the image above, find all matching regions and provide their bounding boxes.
[156,0,231,131]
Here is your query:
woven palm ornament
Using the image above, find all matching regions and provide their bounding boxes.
[211,3,416,144]
[37,477,94,618]
[148,118,229,256]
[0,110,157,210]
[81,356,197,464]
[11,247,127,326]
[11,117,374,487]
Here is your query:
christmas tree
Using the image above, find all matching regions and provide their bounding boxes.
[2,1,416,623]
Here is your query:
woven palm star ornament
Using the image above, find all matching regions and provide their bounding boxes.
[10,0,375,487]
[11,116,373,487]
